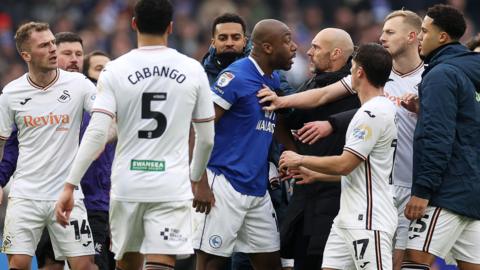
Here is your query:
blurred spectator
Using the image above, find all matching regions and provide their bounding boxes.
[1,0,479,89]
[466,33,480,52]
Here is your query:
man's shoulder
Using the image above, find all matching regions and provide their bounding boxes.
[2,73,28,94]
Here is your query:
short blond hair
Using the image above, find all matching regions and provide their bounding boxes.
[14,21,50,53]
[385,10,422,32]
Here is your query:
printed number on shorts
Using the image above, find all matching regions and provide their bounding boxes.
[408,214,429,239]
[352,238,369,260]
[139,92,167,139]
[70,219,91,240]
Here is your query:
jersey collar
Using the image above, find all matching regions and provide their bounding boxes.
[248,56,266,76]
[136,45,167,51]
[27,69,59,91]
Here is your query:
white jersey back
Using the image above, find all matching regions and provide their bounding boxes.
[0,70,96,200]
[93,46,214,202]
[340,63,423,187]
[337,96,398,235]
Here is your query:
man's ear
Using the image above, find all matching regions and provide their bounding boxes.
[438,31,451,45]
[331,48,342,60]
[166,21,173,35]
[263,42,273,54]
[20,51,31,63]
[407,31,417,44]
[131,17,138,31]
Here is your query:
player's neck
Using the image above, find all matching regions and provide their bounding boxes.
[27,68,58,88]
[392,49,422,75]
[358,84,384,105]
[250,53,273,75]
[137,33,168,48]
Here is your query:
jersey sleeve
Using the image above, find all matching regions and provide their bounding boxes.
[211,70,242,110]
[344,109,384,160]
[192,68,215,122]
[92,70,116,118]
[0,93,14,140]
[82,77,97,113]
[340,75,356,94]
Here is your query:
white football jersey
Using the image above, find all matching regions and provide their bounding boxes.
[335,96,398,235]
[340,63,423,188]
[93,46,214,202]
[0,69,96,200]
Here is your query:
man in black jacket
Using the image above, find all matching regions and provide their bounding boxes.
[276,28,359,270]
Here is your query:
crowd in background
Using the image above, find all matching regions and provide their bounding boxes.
[1,0,479,89]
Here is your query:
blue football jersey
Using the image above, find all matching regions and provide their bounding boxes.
[208,57,280,196]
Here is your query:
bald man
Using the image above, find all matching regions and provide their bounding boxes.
[259,10,425,270]
[193,19,297,270]
[276,28,360,270]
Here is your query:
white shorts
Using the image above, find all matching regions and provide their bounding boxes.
[1,198,94,259]
[393,185,411,250]
[193,169,280,257]
[406,206,480,264]
[109,199,193,260]
[322,226,393,270]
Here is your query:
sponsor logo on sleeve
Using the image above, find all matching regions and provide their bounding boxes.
[216,72,235,88]
[352,124,372,141]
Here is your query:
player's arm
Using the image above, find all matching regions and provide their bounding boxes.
[280,150,362,177]
[274,115,298,151]
[214,103,225,123]
[286,166,340,185]
[257,80,351,111]
[56,112,113,226]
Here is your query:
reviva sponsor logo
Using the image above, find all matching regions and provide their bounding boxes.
[23,113,70,128]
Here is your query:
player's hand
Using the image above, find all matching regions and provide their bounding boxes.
[287,166,318,185]
[55,183,76,227]
[279,151,303,171]
[257,85,284,111]
[192,173,215,214]
[0,186,3,205]
[404,195,429,220]
[297,121,333,145]
[400,93,419,114]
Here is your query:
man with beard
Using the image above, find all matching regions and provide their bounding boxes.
[202,13,248,84]
[276,28,359,270]
[0,22,97,270]
[258,10,424,270]
[279,43,397,270]
[200,14,294,270]
[0,31,114,270]
[193,19,297,270]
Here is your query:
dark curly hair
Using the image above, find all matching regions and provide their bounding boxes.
[426,4,466,40]
[211,13,247,37]
[134,0,173,35]
[353,43,392,88]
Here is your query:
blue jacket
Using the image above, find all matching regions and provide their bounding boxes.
[412,43,480,219]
